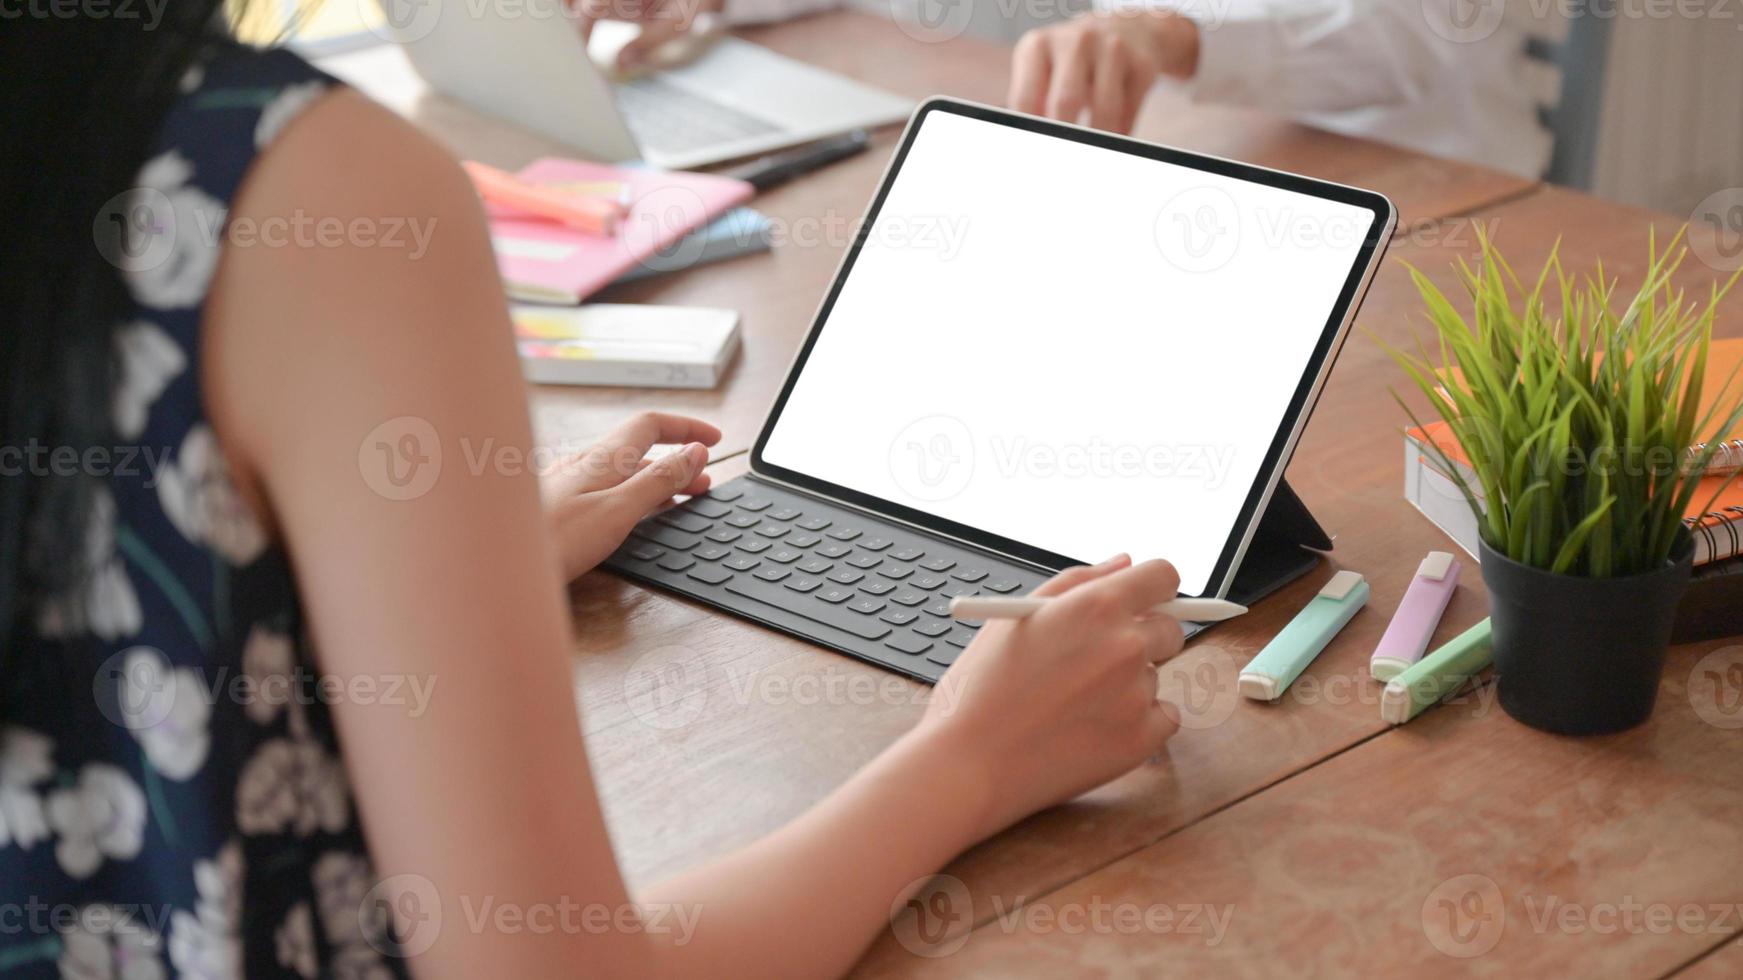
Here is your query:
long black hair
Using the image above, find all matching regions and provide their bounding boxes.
[0,1,279,648]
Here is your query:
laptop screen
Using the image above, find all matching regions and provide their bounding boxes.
[755,104,1389,597]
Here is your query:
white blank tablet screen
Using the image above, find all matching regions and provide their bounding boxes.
[760,110,1376,595]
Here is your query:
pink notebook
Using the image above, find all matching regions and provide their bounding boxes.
[484,158,754,304]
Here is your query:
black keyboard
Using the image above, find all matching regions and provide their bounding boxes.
[603,476,1052,683]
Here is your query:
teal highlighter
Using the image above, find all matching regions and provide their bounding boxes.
[1239,570,1369,701]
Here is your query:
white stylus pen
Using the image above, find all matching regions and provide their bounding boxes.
[949,596,1248,622]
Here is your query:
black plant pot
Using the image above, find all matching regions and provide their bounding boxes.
[1479,533,1694,736]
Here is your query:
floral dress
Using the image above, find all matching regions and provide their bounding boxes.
[0,44,409,980]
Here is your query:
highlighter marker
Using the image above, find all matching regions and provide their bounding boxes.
[462,161,624,236]
[1369,551,1461,681]
[1380,618,1493,725]
[1239,570,1369,701]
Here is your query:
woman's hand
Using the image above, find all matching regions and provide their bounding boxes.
[1009,10,1201,134]
[541,412,722,581]
[919,555,1187,837]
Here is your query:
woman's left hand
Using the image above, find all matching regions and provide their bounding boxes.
[541,412,722,581]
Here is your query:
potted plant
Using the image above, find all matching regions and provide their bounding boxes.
[1389,230,1743,735]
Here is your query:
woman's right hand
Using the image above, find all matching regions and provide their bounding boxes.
[920,555,1187,837]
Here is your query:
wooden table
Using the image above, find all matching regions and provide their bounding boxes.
[330,13,1743,976]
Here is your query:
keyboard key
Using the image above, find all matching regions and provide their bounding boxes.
[723,556,760,571]
[684,498,733,519]
[925,645,959,667]
[826,527,862,541]
[788,532,822,548]
[890,590,927,607]
[880,608,918,625]
[767,548,804,564]
[784,576,823,593]
[827,569,864,585]
[796,516,831,531]
[656,511,713,533]
[984,579,1022,593]
[886,633,933,656]
[724,578,891,640]
[753,566,790,582]
[878,565,914,580]
[848,596,886,614]
[861,580,896,596]
[858,536,892,551]
[923,599,952,617]
[769,507,802,521]
[911,574,947,590]
[940,582,975,598]
[705,528,742,544]
[687,565,733,585]
[919,557,956,572]
[636,526,700,551]
[738,497,772,512]
[754,524,790,538]
[707,485,744,502]
[693,544,731,561]
[726,514,761,528]
[944,627,977,648]
[847,554,883,569]
[891,547,925,561]
[816,586,854,604]
[656,554,695,572]
[797,557,832,574]
[954,615,984,628]
[914,620,952,638]
[627,544,664,561]
[816,542,852,558]
[735,538,772,554]
[951,567,989,583]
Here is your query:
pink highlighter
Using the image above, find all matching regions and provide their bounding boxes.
[1370,551,1461,682]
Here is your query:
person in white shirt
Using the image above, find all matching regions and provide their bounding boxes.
[1011,0,1548,177]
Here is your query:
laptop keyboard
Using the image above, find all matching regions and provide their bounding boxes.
[603,476,1051,683]
[615,76,784,156]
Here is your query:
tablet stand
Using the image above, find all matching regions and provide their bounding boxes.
[1224,480,1333,607]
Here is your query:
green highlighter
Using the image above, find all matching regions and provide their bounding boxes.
[1239,570,1369,701]
[1380,619,1494,725]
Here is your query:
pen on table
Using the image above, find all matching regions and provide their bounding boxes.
[721,130,871,193]
[949,595,1248,623]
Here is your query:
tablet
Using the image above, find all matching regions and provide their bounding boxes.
[752,99,1395,598]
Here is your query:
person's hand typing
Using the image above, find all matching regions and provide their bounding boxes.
[573,0,727,74]
[1008,10,1200,134]
[539,411,722,581]
[919,554,1188,838]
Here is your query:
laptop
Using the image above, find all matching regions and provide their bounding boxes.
[388,1,914,170]
[605,99,1396,683]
